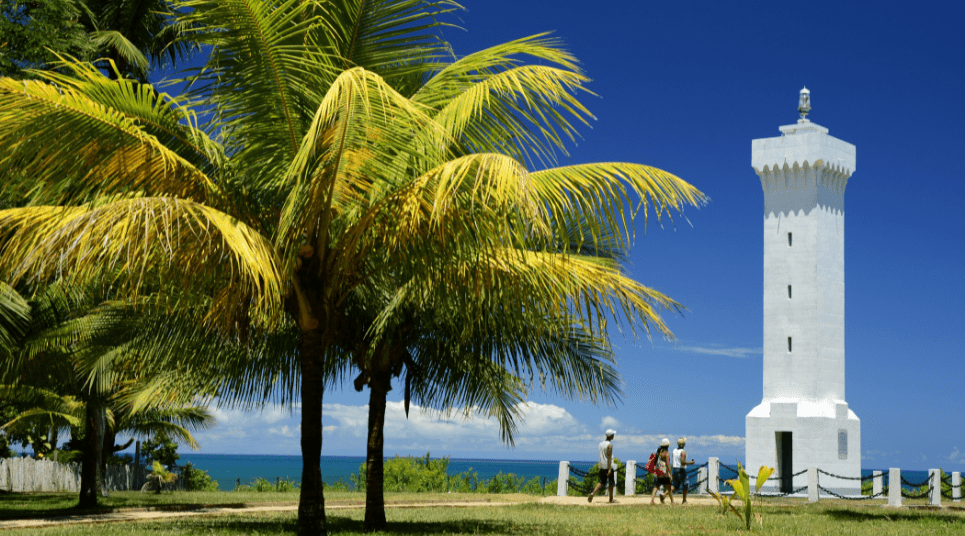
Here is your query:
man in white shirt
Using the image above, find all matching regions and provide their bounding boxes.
[587,429,616,503]
[672,437,696,503]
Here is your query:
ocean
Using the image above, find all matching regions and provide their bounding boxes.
[178,454,931,493]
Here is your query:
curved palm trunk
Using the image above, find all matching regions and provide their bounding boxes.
[363,372,391,532]
[78,402,105,508]
[298,327,327,536]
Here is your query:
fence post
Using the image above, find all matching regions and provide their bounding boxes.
[954,472,961,502]
[808,467,819,502]
[625,460,636,496]
[873,470,882,497]
[698,466,708,495]
[888,468,901,506]
[708,457,719,495]
[557,461,569,497]
[929,469,941,506]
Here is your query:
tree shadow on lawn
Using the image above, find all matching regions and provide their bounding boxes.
[166,515,518,535]
[825,507,965,525]
[0,492,243,520]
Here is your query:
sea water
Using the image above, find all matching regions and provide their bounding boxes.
[178,453,930,493]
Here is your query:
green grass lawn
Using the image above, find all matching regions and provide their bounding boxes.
[0,490,536,520]
[3,492,963,535]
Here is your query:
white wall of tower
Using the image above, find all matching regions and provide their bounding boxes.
[746,120,861,495]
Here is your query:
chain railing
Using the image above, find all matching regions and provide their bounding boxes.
[569,460,956,503]
[897,475,935,500]
[814,468,890,501]
[687,462,708,477]
[566,464,592,495]
[940,474,960,500]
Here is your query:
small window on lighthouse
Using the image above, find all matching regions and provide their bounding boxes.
[838,430,848,459]
[787,337,792,352]
[788,232,792,246]
[788,285,792,299]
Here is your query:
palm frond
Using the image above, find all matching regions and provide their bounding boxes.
[0,282,30,357]
[177,0,336,183]
[530,163,709,244]
[89,30,151,76]
[324,0,460,79]
[0,200,285,328]
[275,66,445,276]
[0,72,224,207]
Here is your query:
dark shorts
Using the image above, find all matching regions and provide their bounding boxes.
[672,468,688,491]
[656,475,672,487]
[598,469,615,486]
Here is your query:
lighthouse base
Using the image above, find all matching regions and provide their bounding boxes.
[745,399,861,496]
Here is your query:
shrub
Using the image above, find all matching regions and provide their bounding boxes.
[252,477,275,492]
[353,453,451,492]
[323,479,351,491]
[277,477,299,492]
[182,462,219,491]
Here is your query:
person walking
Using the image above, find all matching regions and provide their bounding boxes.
[672,438,696,503]
[651,438,673,504]
[588,429,616,503]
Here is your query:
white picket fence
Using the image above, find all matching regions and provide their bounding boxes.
[0,457,150,492]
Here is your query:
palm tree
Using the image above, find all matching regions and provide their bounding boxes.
[0,2,706,533]
[0,283,221,507]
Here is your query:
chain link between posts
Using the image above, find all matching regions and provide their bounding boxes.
[899,475,934,500]
[940,474,961,500]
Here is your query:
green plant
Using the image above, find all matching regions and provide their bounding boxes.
[147,460,177,494]
[635,472,655,494]
[713,461,774,530]
[322,479,351,492]
[277,478,299,492]
[251,477,275,492]
[182,462,219,492]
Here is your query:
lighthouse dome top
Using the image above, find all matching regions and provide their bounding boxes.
[798,87,811,119]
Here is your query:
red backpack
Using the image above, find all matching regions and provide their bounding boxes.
[644,452,657,474]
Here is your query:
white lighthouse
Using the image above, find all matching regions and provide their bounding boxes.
[745,88,861,495]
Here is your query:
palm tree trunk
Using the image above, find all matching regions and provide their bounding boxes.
[78,402,105,508]
[298,327,327,536]
[363,372,390,532]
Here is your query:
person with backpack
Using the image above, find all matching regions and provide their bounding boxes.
[650,438,674,504]
[587,429,616,503]
[672,437,696,503]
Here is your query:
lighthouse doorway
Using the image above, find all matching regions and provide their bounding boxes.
[775,432,793,493]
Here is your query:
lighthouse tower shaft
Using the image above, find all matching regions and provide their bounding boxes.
[745,119,861,495]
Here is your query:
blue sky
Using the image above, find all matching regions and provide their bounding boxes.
[164,1,965,471]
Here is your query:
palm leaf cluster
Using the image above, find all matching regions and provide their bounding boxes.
[0,2,706,534]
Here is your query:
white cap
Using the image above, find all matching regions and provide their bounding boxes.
[606,429,616,438]
[660,438,670,446]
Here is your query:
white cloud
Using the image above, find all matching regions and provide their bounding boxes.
[185,399,744,461]
[601,416,621,432]
[949,447,964,464]
[675,345,763,358]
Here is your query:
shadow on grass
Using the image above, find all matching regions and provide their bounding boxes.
[330,516,516,535]
[140,515,516,535]
[825,507,965,524]
[0,492,250,520]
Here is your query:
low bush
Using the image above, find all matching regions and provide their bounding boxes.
[349,453,556,495]
[182,462,220,492]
